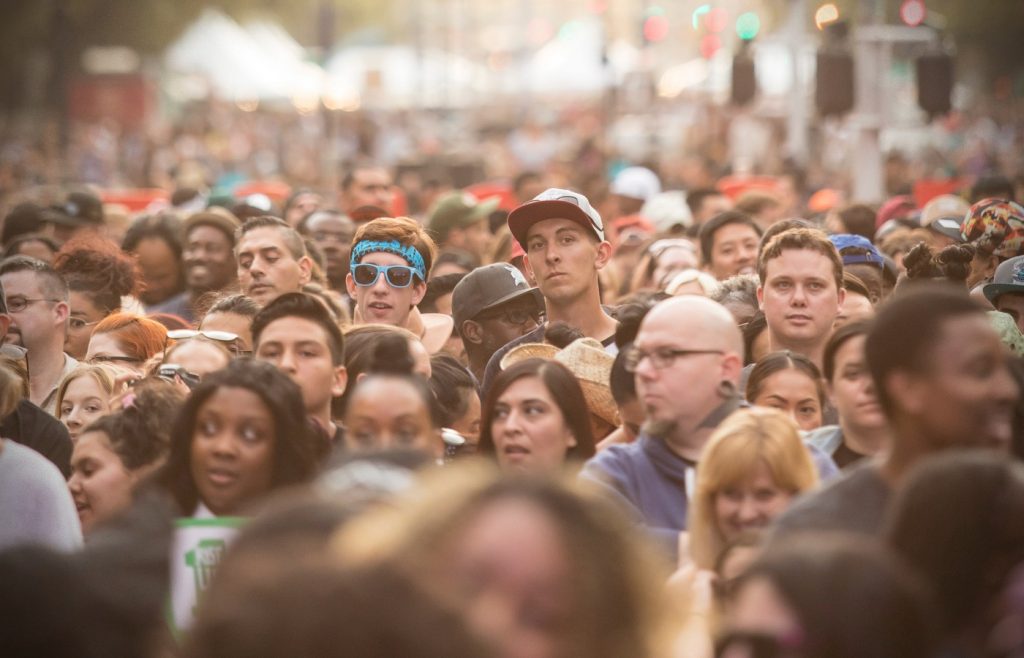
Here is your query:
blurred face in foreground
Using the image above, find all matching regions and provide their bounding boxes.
[68,430,147,535]
[889,314,1018,451]
[442,496,574,658]
[344,377,439,458]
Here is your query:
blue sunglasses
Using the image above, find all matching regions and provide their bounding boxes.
[352,263,420,288]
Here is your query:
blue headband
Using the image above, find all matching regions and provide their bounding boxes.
[350,240,427,280]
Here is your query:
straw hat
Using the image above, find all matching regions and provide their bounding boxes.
[500,337,620,428]
[500,342,558,369]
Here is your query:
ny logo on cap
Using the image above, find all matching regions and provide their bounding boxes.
[504,264,527,287]
[1012,260,1024,284]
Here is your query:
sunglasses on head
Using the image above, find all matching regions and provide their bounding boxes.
[351,263,420,288]
[167,329,238,343]
[166,329,250,356]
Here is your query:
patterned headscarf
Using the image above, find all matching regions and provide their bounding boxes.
[961,198,1024,259]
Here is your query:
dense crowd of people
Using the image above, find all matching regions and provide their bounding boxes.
[1,143,1024,658]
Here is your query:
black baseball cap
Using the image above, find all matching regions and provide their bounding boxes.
[42,191,104,227]
[926,215,967,244]
[1,203,46,244]
[451,263,544,329]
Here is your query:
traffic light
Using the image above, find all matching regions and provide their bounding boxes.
[642,6,669,44]
[731,22,757,106]
[917,52,952,117]
[731,50,756,106]
[899,0,926,27]
[735,12,760,40]
[815,21,854,116]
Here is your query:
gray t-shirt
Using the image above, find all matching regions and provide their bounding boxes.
[0,439,83,552]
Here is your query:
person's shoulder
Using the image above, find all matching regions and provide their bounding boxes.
[771,460,889,537]
[804,425,842,453]
[9,399,73,476]
[0,439,66,488]
[581,438,648,479]
[589,439,645,463]
[15,398,72,438]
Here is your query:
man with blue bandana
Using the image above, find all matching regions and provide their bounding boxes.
[346,216,453,353]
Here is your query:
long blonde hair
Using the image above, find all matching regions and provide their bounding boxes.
[688,407,819,569]
[54,363,123,420]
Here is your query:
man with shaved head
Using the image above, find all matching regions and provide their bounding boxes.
[581,295,745,558]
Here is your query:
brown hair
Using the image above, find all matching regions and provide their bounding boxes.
[53,235,139,314]
[235,216,307,261]
[735,190,781,216]
[758,227,844,291]
[351,216,438,277]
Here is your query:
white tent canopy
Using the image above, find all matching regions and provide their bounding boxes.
[164,10,643,107]
[165,9,320,102]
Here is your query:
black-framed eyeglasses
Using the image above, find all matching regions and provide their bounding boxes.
[351,263,419,288]
[7,297,60,313]
[477,307,542,327]
[88,354,143,365]
[624,346,724,372]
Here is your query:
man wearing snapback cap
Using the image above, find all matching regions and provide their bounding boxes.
[452,263,544,382]
[480,188,618,394]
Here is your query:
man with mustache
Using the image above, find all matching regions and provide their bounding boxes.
[0,277,73,477]
[0,257,76,415]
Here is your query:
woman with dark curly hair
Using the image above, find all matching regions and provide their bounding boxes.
[53,236,140,360]
[158,359,322,517]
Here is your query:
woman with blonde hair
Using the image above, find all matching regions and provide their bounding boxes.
[54,363,125,442]
[688,407,819,570]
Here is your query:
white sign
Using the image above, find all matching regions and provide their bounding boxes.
[167,517,245,635]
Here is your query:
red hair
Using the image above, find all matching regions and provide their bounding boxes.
[92,312,168,361]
